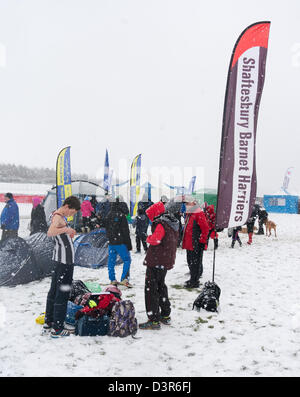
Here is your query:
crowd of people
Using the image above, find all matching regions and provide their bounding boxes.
[0,191,270,337]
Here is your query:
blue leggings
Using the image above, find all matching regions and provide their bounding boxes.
[108,244,131,282]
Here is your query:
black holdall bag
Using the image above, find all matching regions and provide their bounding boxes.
[75,314,110,336]
[192,281,221,313]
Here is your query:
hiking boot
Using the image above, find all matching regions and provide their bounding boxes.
[120,279,133,288]
[50,328,71,338]
[110,280,119,286]
[160,316,171,325]
[139,320,161,330]
[184,280,199,289]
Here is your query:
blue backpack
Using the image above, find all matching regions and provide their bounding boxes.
[65,301,83,325]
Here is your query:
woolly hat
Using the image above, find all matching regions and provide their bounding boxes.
[32,196,41,208]
[105,285,122,297]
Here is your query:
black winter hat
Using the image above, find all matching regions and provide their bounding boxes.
[5,193,13,199]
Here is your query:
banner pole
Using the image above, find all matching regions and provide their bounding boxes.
[212,245,216,283]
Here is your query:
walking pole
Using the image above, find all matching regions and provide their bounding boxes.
[212,243,216,283]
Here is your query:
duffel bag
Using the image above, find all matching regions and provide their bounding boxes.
[75,314,110,336]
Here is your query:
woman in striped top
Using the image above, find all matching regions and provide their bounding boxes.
[44,196,81,338]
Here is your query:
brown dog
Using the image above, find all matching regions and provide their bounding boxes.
[265,219,277,237]
[241,226,257,234]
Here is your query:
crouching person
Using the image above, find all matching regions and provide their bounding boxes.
[139,201,179,330]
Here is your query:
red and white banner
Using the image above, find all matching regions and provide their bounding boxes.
[216,22,271,229]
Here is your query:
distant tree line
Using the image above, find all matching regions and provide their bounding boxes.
[0,163,96,185]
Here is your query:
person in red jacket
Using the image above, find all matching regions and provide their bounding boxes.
[182,196,209,288]
[139,201,179,330]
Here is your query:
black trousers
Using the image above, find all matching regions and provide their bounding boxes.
[45,261,74,330]
[186,248,203,283]
[136,234,148,252]
[247,221,255,233]
[257,219,265,234]
[144,266,171,322]
[232,231,242,246]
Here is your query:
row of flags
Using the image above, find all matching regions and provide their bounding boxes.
[56,146,143,217]
[56,146,196,218]
[55,21,271,231]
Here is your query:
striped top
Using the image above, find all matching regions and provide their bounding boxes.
[50,212,75,265]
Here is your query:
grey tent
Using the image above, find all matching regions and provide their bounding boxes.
[25,232,55,278]
[74,229,122,268]
[0,233,56,287]
[0,237,41,287]
[42,180,105,231]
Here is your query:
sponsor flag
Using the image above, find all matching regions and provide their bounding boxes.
[130,154,141,217]
[281,167,294,194]
[216,21,271,229]
[56,146,73,219]
[103,149,110,192]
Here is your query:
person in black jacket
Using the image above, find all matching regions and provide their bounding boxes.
[117,195,130,217]
[104,197,132,287]
[132,195,153,253]
[30,197,48,235]
[256,207,268,235]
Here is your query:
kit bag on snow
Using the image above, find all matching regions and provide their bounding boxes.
[108,300,138,337]
[69,280,91,305]
[192,281,221,312]
[75,314,110,336]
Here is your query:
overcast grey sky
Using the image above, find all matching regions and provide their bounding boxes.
[0,0,299,196]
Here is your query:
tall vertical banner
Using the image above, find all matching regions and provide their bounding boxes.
[216,22,271,229]
[130,154,141,217]
[103,149,110,193]
[281,167,294,195]
[56,146,73,219]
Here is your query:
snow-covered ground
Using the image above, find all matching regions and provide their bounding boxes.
[0,199,300,377]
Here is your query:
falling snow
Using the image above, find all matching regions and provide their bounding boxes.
[0,199,300,376]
